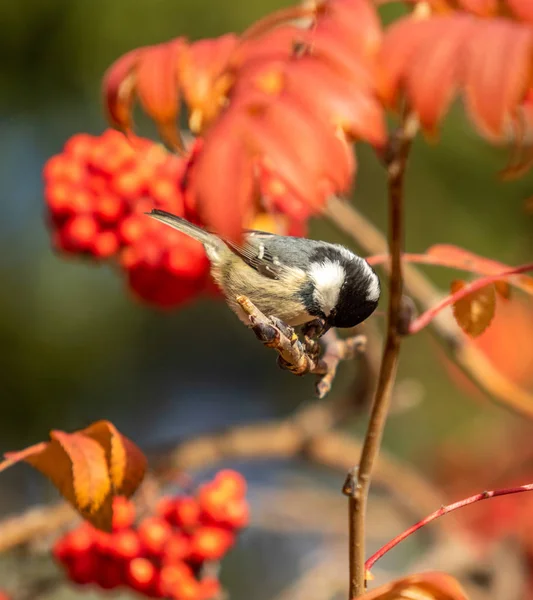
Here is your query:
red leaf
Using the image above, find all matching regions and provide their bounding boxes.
[179,35,239,132]
[508,0,533,22]
[233,25,299,67]
[463,20,532,139]
[458,0,498,16]
[302,23,375,88]
[244,92,355,207]
[285,57,386,146]
[380,14,533,144]
[404,18,472,133]
[102,48,142,131]
[189,110,255,243]
[426,244,533,294]
[136,40,186,150]
[318,0,382,60]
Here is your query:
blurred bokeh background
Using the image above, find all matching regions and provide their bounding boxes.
[1,1,533,598]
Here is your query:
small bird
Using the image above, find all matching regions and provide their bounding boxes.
[147,209,380,333]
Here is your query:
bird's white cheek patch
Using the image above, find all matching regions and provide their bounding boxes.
[310,261,345,315]
[366,273,381,302]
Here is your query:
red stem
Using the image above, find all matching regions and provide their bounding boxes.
[365,482,533,572]
[408,262,533,334]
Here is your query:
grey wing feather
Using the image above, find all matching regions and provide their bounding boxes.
[223,232,287,280]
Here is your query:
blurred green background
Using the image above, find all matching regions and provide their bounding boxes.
[1,0,533,597]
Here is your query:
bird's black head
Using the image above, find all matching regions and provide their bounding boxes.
[300,245,380,330]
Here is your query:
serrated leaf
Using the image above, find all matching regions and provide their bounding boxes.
[451,279,496,337]
[82,420,147,497]
[361,571,469,600]
[0,421,147,531]
[493,279,511,299]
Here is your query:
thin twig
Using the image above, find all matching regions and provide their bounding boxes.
[365,482,533,572]
[237,295,366,398]
[349,113,418,598]
[367,252,533,296]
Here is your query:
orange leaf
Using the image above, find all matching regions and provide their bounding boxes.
[318,0,382,60]
[82,420,147,498]
[361,572,469,600]
[0,423,147,531]
[380,13,533,149]
[285,57,386,146]
[508,0,533,22]
[136,40,186,151]
[2,433,112,528]
[243,92,354,207]
[493,279,511,299]
[463,20,532,140]
[189,110,255,243]
[451,279,496,337]
[102,48,142,131]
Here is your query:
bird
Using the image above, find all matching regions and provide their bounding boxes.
[146,209,380,334]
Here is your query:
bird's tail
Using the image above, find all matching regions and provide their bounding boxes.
[146,209,219,248]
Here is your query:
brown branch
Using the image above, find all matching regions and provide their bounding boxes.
[237,295,366,398]
[348,113,418,598]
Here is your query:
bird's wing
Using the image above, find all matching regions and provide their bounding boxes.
[223,231,289,280]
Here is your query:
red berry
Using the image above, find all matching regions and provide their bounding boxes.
[67,554,99,585]
[221,498,250,530]
[199,577,222,599]
[111,529,142,561]
[61,215,99,252]
[174,497,201,529]
[94,193,125,224]
[64,133,94,160]
[43,154,84,184]
[189,527,234,562]
[126,557,157,594]
[112,168,145,199]
[55,525,95,563]
[162,532,191,564]
[158,563,195,597]
[95,557,124,590]
[119,214,147,244]
[91,230,120,258]
[214,470,247,498]
[93,530,115,557]
[197,484,230,523]
[138,516,173,557]
[156,496,176,523]
[173,576,202,600]
[45,181,73,218]
[112,496,136,531]
[53,537,71,564]
[70,189,94,214]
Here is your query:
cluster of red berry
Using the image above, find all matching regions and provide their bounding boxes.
[43,129,307,308]
[43,130,211,307]
[53,469,249,599]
